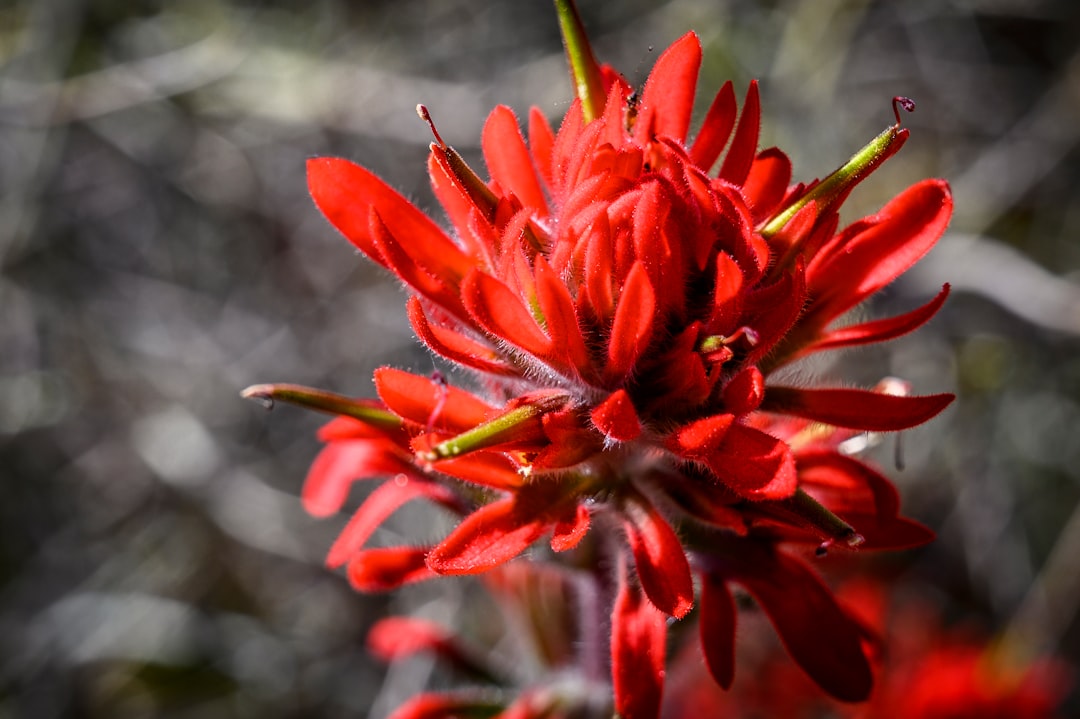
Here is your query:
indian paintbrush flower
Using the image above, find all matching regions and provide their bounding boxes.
[244,2,954,716]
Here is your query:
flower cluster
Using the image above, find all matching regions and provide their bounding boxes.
[245,2,954,717]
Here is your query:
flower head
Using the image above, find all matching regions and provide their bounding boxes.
[245,2,953,715]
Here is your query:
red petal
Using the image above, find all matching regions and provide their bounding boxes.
[743,147,792,223]
[302,440,413,517]
[705,423,797,500]
[374,367,496,432]
[612,557,667,719]
[689,80,736,170]
[483,105,548,215]
[725,545,873,702]
[384,692,504,719]
[368,209,468,315]
[718,81,760,186]
[407,297,515,375]
[700,572,737,689]
[308,157,470,276]
[722,366,765,415]
[591,389,642,442]
[326,478,458,569]
[605,262,656,384]
[622,498,694,618]
[534,255,591,377]
[584,210,616,323]
[805,283,950,355]
[742,262,806,365]
[708,251,744,335]
[528,107,556,193]
[634,32,701,144]
[667,413,735,460]
[367,616,453,661]
[807,179,953,323]
[763,386,954,431]
[429,451,524,491]
[550,502,591,552]
[347,547,434,591]
[426,498,549,574]
[461,268,553,358]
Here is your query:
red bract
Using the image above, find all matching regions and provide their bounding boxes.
[246,1,955,716]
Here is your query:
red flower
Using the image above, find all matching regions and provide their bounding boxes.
[245,1,954,715]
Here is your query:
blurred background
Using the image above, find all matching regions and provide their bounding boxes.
[3,0,1079,716]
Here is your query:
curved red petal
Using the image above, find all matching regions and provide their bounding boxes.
[407,297,516,375]
[805,283,950,355]
[612,557,667,719]
[722,366,765,415]
[483,105,549,215]
[426,498,549,575]
[550,502,591,552]
[807,179,953,323]
[666,413,735,460]
[528,107,555,193]
[326,478,457,569]
[728,547,873,702]
[689,80,736,170]
[591,389,642,442]
[534,254,592,377]
[717,81,760,186]
[634,31,701,144]
[384,692,504,719]
[700,572,737,689]
[302,439,413,517]
[605,261,656,384]
[430,451,524,491]
[764,386,954,431]
[622,498,694,618]
[461,268,554,359]
[347,547,434,592]
[705,423,797,500]
[743,147,792,223]
[374,367,496,432]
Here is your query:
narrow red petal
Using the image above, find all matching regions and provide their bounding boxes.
[461,268,554,359]
[591,389,642,442]
[605,261,656,384]
[705,423,798,500]
[326,478,457,569]
[708,251,744,335]
[743,262,806,365]
[534,254,592,377]
[622,498,695,618]
[666,413,735,460]
[717,81,760,186]
[528,107,555,193]
[612,556,667,719]
[743,147,792,223]
[727,546,873,702]
[804,283,950,355]
[406,297,516,375]
[807,179,952,323]
[700,572,737,689]
[722,366,765,415]
[483,105,549,215]
[374,367,495,432]
[764,386,954,431]
[429,451,524,491]
[426,498,549,575]
[347,547,434,592]
[384,692,504,719]
[634,31,701,144]
[689,80,736,170]
[550,502,591,552]
[367,616,454,662]
[369,209,469,316]
[302,440,413,517]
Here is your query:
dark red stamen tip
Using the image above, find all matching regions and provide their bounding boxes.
[892,96,916,125]
[417,104,447,148]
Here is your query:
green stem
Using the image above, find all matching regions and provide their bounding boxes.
[554,0,605,122]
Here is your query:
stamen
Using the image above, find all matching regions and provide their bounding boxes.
[892,96,916,125]
[416,104,447,148]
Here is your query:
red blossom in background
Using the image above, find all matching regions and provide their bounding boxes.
[245,0,955,716]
